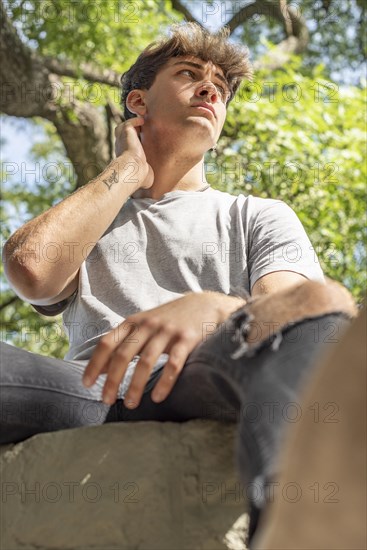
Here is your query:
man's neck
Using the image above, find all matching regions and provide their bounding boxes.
[131,137,209,200]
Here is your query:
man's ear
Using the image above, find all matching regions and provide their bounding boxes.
[126,90,147,116]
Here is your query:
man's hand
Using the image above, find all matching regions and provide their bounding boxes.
[82,291,245,408]
[115,117,154,189]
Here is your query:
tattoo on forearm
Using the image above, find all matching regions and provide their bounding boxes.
[103,169,119,190]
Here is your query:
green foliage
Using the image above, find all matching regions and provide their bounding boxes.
[207,60,366,303]
[1,298,70,358]
[6,0,365,83]
[7,0,180,72]
[235,0,366,84]
[1,118,75,357]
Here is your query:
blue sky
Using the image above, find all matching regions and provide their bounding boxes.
[1,116,42,171]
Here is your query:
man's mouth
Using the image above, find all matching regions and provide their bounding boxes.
[192,103,216,118]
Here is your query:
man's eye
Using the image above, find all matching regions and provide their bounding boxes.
[180,69,195,77]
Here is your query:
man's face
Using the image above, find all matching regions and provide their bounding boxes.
[128,55,230,151]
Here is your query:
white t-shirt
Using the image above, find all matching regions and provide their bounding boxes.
[61,187,324,363]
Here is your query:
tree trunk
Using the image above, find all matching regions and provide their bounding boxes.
[0,1,111,188]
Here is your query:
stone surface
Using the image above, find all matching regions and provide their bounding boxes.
[0,419,248,550]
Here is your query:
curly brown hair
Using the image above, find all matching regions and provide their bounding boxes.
[120,22,253,120]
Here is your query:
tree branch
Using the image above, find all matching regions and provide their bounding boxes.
[279,0,293,36]
[0,1,50,118]
[43,57,120,87]
[170,0,201,24]
[0,294,20,311]
[105,101,124,161]
[225,0,309,71]
[0,0,111,187]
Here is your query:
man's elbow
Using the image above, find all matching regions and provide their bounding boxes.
[2,242,54,302]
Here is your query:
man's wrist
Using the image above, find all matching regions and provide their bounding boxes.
[114,153,149,194]
[203,291,247,324]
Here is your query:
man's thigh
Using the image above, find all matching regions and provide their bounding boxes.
[117,354,243,422]
[0,342,114,443]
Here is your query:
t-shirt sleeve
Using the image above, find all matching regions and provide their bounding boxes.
[247,199,325,291]
[31,289,78,317]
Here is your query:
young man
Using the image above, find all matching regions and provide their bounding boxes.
[1,23,357,546]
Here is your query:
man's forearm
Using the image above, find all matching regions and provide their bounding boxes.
[3,153,142,302]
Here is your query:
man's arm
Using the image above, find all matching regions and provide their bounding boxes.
[2,117,153,306]
[252,270,308,297]
[246,271,357,346]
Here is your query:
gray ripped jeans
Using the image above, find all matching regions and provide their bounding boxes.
[0,309,350,545]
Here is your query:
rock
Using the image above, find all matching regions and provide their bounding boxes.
[1,419,248,549]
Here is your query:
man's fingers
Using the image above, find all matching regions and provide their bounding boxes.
[82,321,139,387]
[114,116,144,136]
[124,329,174,409]
[150,342,190,403]
[114,117,145,157]
[100,323,153,404]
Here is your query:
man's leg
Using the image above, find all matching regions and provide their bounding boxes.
[119,280,357,544]
[185,279,357,544]
[0,342,123,444]
[251,307,366,550]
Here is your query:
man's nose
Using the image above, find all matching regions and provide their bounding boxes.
[195,81,218,102]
